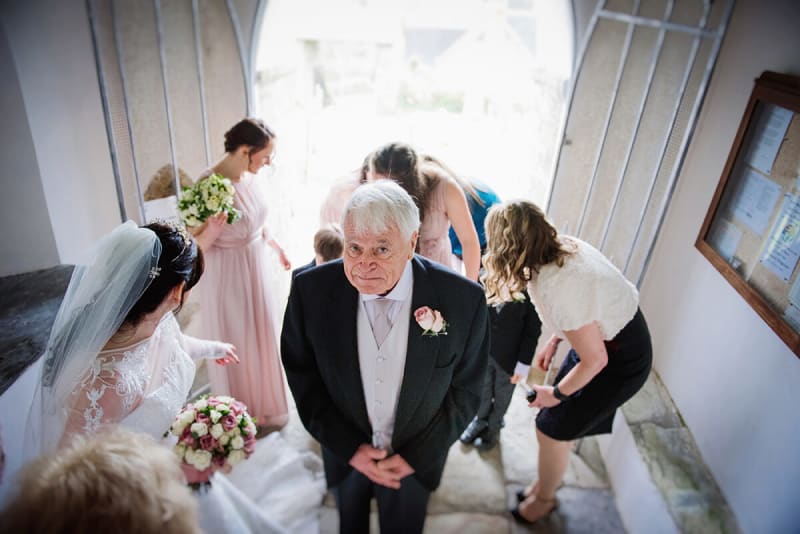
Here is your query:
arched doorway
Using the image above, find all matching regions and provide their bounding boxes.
[253,0,574,301]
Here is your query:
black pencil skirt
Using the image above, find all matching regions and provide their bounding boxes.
[536,308,652,441]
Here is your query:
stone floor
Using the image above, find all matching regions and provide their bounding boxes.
[1,265,628,533]
[275,371,625,534]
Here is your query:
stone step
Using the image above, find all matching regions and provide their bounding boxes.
[599,372,741,534]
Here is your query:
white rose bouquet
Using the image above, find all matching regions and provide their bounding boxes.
[178,173,241,227]
[168,395,257,488]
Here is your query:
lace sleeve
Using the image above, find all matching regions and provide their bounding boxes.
[60,351,148,444]
[180,333,230,361]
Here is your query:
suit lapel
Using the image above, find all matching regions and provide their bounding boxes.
[393,256,440,437]
[324,279,371,436]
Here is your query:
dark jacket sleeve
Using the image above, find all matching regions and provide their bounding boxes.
[394,289,490,476]
[280,280,364,463]
[516,298,542,366]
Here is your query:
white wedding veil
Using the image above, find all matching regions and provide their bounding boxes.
[25,221,162,455]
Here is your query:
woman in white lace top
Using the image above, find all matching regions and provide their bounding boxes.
[483,201,652,525]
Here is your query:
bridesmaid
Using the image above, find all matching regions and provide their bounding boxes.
[192,118,291,430]
[363,142,481,281]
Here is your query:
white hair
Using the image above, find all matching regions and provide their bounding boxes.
[342,180,420,239]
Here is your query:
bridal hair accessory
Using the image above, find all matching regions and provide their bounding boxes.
[150,218,193,261]
[167,395,257,489]
[148,266,162,279]
[414,306,448,336]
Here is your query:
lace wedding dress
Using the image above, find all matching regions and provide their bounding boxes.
[48,314,326,533]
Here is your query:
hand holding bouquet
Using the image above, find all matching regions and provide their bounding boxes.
[178,173,241,227]
[168,395,257,486]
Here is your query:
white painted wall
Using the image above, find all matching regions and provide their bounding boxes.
[0,22,59,276]
[0,0,119,268]
[639,1,800,532]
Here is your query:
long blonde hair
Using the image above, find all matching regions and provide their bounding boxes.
[482,200,572,304]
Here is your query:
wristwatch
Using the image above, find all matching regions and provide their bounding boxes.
[553,383,570,401]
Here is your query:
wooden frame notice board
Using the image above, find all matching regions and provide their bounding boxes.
[697,71,800,358]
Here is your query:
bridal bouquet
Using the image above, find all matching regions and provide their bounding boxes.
[168,395,257,476]
[178,173,241,227]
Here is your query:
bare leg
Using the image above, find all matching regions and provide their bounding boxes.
[514,428,571,523]
[535,427,571,499]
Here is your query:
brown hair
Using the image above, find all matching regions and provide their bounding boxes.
[124,222,203,326]
[223,118,275,153]
[0,428,199,534]
[367,142,439,223]
[482,200,572,304]
[419,154,484,207]
[313,223,344,263]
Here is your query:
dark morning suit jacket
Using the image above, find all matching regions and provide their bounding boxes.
[489,291,541,375]
[290,259,316,281]
[280,255,490,491]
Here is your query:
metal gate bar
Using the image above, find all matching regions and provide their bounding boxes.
[599,1,675,252]
[575,0,642,236]
[623,1,713,274]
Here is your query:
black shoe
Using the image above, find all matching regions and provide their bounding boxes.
[459,419,488,444]
[510,507,531,525]
[510,497,559,524]
[474,435,497,451]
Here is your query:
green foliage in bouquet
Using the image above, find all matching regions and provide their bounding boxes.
[178,173,241,227]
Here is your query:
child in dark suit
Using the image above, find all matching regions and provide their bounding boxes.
[460,289,541,450]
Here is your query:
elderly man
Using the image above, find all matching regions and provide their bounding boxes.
[281,181,489,533]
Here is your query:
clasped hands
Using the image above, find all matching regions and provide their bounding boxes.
[349,444,414,489]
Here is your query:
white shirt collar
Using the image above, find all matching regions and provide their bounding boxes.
[360,261,413,303]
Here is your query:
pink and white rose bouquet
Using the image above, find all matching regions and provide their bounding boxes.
[168,395,257,484]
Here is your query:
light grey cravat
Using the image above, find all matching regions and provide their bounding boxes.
[372,298,393,346]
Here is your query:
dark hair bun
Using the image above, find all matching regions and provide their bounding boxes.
[223,118,275,153]
[124,222,203,325]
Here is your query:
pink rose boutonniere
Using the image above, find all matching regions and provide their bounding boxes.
[415,306,448,336]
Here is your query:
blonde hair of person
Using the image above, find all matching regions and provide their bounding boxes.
[143,163,194,201]
[0,427,199,534]
[482,200,573,305]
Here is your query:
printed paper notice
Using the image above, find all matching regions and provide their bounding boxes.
[760,194,800,281]
[789,272,800,308]
[783,304,800,333]
[729,169,782,235]
[707,220,742,262]
[743,103,793,175]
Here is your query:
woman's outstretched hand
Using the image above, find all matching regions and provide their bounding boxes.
[214,343,240,365]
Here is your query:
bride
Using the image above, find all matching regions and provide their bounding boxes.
[4,221,325,533]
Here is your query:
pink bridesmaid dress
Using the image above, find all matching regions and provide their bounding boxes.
[417,177,457,271]
[198,172,288,428]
